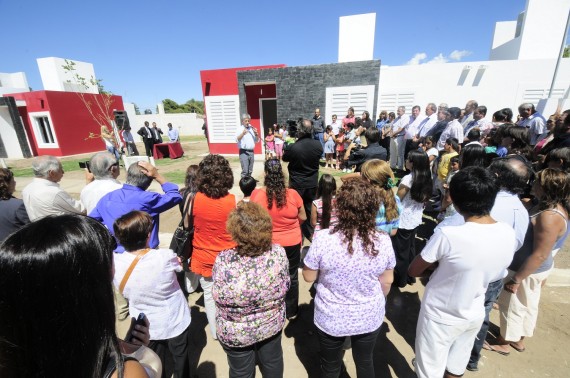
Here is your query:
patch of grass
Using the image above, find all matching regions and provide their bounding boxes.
[180,135,206,143]
[154,155,191,167]
[163,171,186,185]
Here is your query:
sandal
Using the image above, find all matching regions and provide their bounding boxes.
[510,343,525,352]
[483,341,510,356]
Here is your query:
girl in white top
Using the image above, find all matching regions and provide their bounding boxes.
[420,136,439,172]
[274,124,285,160]
[392,150,433,288]
[113,210,191,378]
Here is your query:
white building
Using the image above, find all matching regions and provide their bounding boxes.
[371,0,570,119]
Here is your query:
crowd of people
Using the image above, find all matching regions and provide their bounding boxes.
[0,100,569,378]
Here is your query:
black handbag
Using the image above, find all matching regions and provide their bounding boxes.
[169,192,195,263]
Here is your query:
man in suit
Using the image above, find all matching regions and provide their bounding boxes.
[460,100,478,131]
[151,122,163,143]
[137,121,154,157]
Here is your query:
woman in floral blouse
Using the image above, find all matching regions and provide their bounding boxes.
[303,179,395,377]
[212,202,290,377]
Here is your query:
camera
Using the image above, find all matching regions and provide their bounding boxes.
[78,161,91,172]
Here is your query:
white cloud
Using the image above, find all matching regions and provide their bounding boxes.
[405,52,427,65]
[427,53,448,64]
[449,50,472,61]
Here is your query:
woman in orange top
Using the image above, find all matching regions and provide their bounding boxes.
[250,158,307,319]
[190,154,236,339]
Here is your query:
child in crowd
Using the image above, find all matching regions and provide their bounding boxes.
[311,174,338,234]
[420,136,439,172]
[439,156,460,221]
[323,126,336,169]
[484,128,499,154]
[335,128,346,171]
[274,124,284,160]
[238,176,257,204]
[437,138,460,194]
[265,128,275,160]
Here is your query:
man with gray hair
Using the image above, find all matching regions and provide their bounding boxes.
[235,113,259,178]
[516,103,546,146]
[389,106,410,170]
[80,152,123,213]
[90,161,182,252]
[22,155,86,221]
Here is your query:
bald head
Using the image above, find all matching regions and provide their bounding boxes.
[489,156,531,195]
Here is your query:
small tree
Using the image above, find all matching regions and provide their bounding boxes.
[564,45,569,58]
[62,59,121,148]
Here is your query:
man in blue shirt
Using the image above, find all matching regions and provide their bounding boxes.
[235,113,259,178]
[167,123,179,142]
[90,161,182,252]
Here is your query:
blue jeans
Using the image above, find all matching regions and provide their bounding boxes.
[314,132,325,157]
[317,327,381,377]
[221,332,283,378]
[468,278,503,368]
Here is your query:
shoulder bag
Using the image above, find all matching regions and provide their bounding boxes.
[169,192,195,263]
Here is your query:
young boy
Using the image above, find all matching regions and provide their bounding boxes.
[409,167,517,378]
[238,176,257,204]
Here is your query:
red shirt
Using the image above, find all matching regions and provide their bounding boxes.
[250,188,303,247]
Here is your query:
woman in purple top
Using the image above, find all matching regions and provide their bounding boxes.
[303,179,396,377]
[212,202,290,377]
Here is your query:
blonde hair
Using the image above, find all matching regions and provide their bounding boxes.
[361,160,399,221]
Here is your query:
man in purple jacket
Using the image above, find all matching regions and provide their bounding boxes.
[90,161,182,252]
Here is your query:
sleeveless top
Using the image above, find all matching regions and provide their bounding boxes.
[509,208,568,274]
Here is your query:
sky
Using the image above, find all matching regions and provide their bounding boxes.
[0,0,550,112]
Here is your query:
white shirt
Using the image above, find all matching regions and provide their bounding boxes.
[518,112,546,145]
[421,222,516,324]
[113,249,191,340]
[399,174,425,230]
[391,114,411,138]
[437,120,464,150]
[168,128,179,142]
[235,124,259,150]
[405,115,426,140]
[80,178,123,214]
[23,178,86,221]
[331,121,341,136]
[417,114,438,137]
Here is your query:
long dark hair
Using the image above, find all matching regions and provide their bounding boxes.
[264,158,287,209]
[407,150,433,203]
[460,144,487,168]
[182,164,199,196]
[316,174,337,229]
[0,215,123,377]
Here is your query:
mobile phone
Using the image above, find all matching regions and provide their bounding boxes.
[124,313,146,343]
[78,161,91,172]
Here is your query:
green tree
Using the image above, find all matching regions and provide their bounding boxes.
[564,45,569,58]
[162,98,204,114]
[133,103,141,115]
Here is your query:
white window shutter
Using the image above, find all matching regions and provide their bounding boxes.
[325,85,375,124]
[205,95,240,143]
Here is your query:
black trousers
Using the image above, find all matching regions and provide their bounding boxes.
[283,244,301,318]
[221,332,284,378]
[391,228,418,288]
[317,327,381,378]
[149,324,190,378]
[143,138,155,157]
[290,186,317,241]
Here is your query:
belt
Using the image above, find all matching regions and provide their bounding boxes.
[240,148,254,152]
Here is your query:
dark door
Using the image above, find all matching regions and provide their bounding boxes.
[260,99,277,136]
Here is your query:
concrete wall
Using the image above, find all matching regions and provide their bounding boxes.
[37,57,98,93]
[237,60,381,124]
[0,72,29,96]
[123,105,204,139]
[338,13,376,63]
[377,58,570,118]
[0,107,24,159]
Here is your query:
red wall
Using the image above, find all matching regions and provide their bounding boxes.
[200,65,284,155]
[8,91,124,157]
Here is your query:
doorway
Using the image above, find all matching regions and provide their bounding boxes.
[260,98,277,154]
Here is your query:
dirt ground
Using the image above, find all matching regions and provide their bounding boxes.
[8,139,570,377]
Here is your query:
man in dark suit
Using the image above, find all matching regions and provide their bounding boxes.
[137,121,154,157]
[283,119,323,241]
[346,127,388,172]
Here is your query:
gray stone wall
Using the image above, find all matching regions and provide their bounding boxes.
[237,60,380,123]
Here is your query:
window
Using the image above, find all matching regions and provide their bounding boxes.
[379,92,415,112]
[522,88,565,106]
[204,95,240,143]
[29,111,58,148]
[325,85,375,122]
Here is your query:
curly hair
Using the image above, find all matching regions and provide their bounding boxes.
[197,155,234,199]
[264,158,286,209]
[332,179,381,256]
[227,202,273,257]
[361,160,398,222]
[535,168,570,215]
[0,168,15,200]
